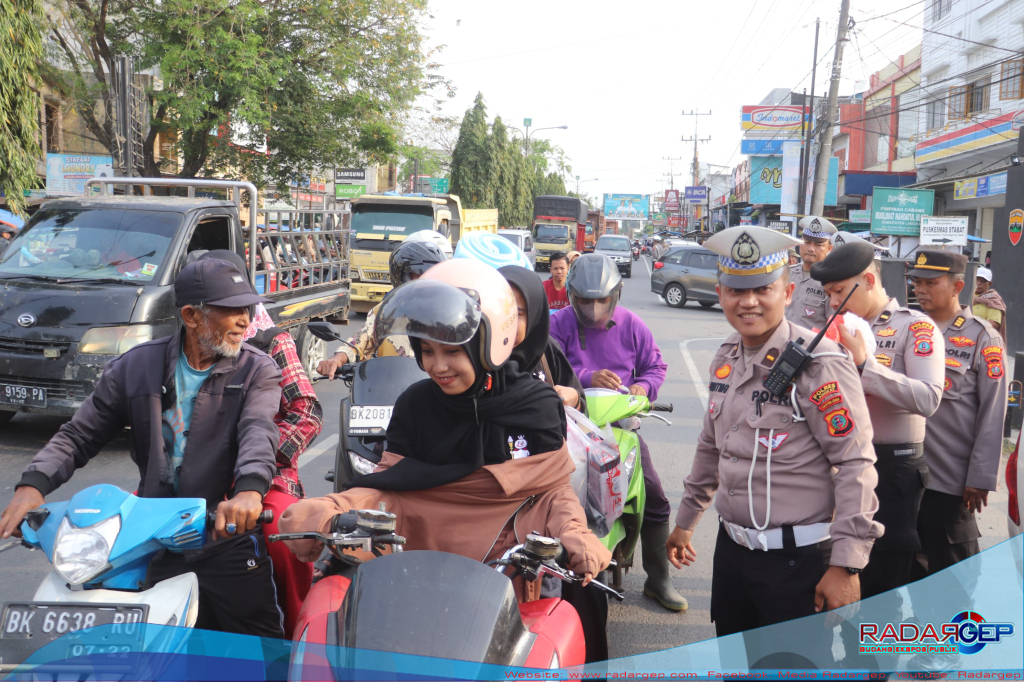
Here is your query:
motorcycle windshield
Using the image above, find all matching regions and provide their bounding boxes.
[337,551,533,665]
[373,279,481,348]
[351,356,428,406]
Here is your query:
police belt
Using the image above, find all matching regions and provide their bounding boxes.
[873,442,924,460]
[722,520,831,552]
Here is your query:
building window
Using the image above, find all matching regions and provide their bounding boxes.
[1000,60,1024,100]
[931,0,952,22]
[927,99,946,130]
[949,77,991,119]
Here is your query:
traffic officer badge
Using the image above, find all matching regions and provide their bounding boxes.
[799,216,838,241]
[875,353,893,367]
[704,226,801,289]
[948,336,975,348]
[732,233,760,264]
[877,328,897,337]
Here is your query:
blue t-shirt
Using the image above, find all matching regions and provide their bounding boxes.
[162,349,213,491]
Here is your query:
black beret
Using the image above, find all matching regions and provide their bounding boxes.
[810,240,876,285]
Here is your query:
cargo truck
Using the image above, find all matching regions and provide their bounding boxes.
[585,210,605,252]
[349,193,497,312]
[532,196,587,271]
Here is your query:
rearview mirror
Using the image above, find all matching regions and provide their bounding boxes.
[307,321,343,342]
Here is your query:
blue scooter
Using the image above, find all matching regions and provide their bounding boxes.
[0,484,270,673]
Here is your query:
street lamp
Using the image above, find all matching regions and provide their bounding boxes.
[508,123,568,155]
[574,176,598,194]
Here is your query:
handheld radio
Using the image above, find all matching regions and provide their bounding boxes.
[762,284,859,397]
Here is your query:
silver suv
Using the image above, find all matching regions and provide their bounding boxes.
[594,234,633,278]
[650,244,719,309]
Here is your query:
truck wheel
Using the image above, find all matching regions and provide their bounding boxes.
[664,284,686,308]
[0,411,15,426]
[296,323,327,381]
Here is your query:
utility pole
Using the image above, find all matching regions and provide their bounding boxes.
[811,3,851,215]
[799,19,820,214]
[682,109,711,230]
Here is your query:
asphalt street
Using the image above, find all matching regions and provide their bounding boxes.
[0,255,1013,658]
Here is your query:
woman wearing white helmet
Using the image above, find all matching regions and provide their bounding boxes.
[281,259,610,603]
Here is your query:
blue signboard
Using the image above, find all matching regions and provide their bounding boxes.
[741,139,800,156]
[45,154,113,196]
[603,193,650,220]
[750,156,838,205]
[978,172,1007,197]
[684,186,708,205]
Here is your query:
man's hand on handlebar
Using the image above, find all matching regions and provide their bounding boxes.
[591,369,622,391]
[628,384,647,397]
[0,487,44,539]
[317,352,350,380]
[213,491,264,541]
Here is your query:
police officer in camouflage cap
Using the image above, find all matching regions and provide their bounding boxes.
[785,216,837,331]
[668,227,881,659]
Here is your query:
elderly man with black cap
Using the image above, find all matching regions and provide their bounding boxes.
[667,227,881,652]
[811,242,945,601]
[785,216,837,330]
[0,258,286,638]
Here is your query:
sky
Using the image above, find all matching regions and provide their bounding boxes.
[421,0,926,202]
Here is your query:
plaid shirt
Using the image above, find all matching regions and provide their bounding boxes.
[268,332,323,498]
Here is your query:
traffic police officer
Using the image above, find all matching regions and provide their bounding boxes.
[667,227,881,665]
[906,250,1006,672]
[785,216,837,330]
[812,241,945,597]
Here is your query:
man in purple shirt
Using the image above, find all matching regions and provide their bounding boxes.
[550,254,685,612]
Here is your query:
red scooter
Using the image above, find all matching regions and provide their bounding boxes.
[270,508,622,678]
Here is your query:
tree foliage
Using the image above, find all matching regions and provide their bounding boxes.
[449,93,573,227]
[0,0,44,216]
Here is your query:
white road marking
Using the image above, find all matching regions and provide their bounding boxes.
[678,338,726,410]
[298,434,339,468]
[643,254,652,277]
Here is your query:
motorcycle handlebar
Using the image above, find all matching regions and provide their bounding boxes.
[205,509,273,529]
[651,402,673,412]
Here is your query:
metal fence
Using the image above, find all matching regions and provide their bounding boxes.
[252,209,350,295]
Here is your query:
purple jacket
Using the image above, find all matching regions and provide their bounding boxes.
[549,307,667,400]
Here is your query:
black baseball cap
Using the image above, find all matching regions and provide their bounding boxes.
[906,250,968,279]
[174,258,271,308]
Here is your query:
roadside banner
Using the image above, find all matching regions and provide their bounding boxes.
[603,194,650,220]
[684,187,708,205]
[45,154,113,196]
[870,187,935,236]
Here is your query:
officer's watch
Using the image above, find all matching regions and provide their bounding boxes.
[844,566,863,575]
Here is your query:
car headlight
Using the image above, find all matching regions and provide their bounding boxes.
[622,445,638,483]
[348,451,377,476]
[79,325,152,355]
[53,515,120,585]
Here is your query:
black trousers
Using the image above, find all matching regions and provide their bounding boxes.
[149,531,285,639]
[637,434,671,525]
[561,579,609,663]
[907,489,981,625]
[711,524,834,669]
[861,447,929,601]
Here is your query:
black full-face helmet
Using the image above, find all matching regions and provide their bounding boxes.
[389,239,448,288]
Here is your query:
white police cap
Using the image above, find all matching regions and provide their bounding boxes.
[703,226,802,288]
[799,216,838,241]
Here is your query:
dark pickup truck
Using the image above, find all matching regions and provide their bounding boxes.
[0,178,350,421]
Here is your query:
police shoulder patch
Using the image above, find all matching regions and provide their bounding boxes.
[914,337,934,357]
[818,394,844,412]
[824,407,855,437]
[810,381,839,405]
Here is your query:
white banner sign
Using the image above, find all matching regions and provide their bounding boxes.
[919,216,968,246]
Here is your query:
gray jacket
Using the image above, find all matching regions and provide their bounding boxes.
[18,330,282,508]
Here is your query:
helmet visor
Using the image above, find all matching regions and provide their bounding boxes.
[571,290,620,329]
[374,279,482,348]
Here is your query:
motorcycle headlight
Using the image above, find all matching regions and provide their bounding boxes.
[53,515,120,585]
[348,451,377,476]
[79,325,153,355]
[622,445,638,483]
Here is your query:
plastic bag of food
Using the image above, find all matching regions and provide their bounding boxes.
[565,406,624,537]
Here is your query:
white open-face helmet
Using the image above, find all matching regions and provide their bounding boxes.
[404,229,454,257]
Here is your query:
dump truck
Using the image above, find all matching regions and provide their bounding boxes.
[532,196,587,271]
[585,210,605,252]
[0,177,350,421]
[349,193,497,312]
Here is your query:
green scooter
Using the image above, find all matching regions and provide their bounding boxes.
[583,388,673,589]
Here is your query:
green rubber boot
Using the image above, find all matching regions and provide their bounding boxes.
[640,521,688,612]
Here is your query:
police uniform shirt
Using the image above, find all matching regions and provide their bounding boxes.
[923,307,1007,496]
[676,319,882,569]
[860,298,945,444]
[785,263,830,329]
